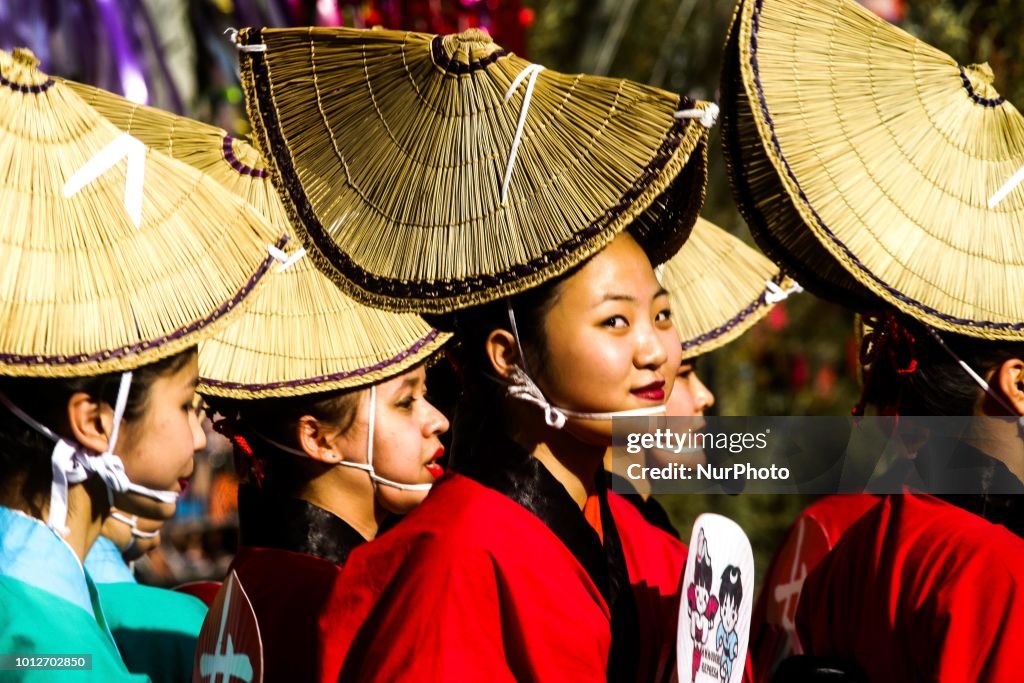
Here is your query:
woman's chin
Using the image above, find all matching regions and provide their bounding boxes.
[111,492,177,521]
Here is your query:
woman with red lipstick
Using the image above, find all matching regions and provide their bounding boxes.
[0,51,280,682]
[229,25,715,681]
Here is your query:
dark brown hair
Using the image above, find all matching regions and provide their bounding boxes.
[204,389,362,495]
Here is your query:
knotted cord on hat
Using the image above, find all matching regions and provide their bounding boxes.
[764,279,804,304]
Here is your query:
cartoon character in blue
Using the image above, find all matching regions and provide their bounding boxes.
[716,565,743,682]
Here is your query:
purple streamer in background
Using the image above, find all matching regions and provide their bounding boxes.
[95,0,148,103]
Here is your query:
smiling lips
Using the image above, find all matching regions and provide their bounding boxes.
[425,447,445,480]
[631,381,666,402]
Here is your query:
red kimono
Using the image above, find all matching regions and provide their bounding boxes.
[194,488,366,683]
[745,494,879,682]
[609,492,688,683]
[796,492,1024,682]
[322,464,645,682]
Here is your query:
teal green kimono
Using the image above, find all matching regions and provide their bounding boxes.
[0,506,148,682]
[84,536,207,683]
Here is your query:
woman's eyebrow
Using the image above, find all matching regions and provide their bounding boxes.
[599,292,635,304]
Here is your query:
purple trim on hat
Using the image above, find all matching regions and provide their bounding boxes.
[429,36,508,74]
[223,135,269,178]
[200,329,443,392]
[748,0,1024,333]
[679,275,783,352]
[0,235,290,368]
[247,30,696,300]
[959,66,1004,108]
[0,73,55,94]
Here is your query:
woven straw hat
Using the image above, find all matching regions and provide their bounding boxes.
[0,49,285,378]
[721,0,1024,340]
[237,26,713,314]
[65,79,450,399]
[659,218,794,357]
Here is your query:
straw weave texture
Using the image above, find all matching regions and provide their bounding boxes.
[0,49,282,378]
[661,218,787,357]
[239,26,710,313]
[722,0,1024,339]
[65,79,450,398]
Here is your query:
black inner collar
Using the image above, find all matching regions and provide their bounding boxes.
[237,485,366,566]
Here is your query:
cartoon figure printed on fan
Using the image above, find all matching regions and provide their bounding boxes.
[715,565,742,682]
[687,528,719,681]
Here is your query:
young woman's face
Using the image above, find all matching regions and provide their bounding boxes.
[334,366,449,514]
[665,360,715,417]
[647,360,712,467]
[535,233,682,443]
[114,354,205,519]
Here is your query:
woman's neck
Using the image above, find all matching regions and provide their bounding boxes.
[40,477,107,564]
[297,467,380,541]
[508,405,606,509]
[603,448,652,500]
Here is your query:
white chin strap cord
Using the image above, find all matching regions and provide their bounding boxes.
[0,371,179,536]
[110,510,160,556]
[254,384,432,493]
[110,510,160,540]
[505,302,666,430]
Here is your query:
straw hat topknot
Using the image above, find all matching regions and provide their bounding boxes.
[722,0,1024,340]
[659,218,797,357]
[237,26,713,313]
[64,79,451,399]
[0,49,285,378]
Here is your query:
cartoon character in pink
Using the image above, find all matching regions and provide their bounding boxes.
[687,528,719,681]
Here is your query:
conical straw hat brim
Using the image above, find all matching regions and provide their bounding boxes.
[660,218,788,357]
[0,50,285,378]
[722,0,1024,340]
[239,26,710,314]
[64,79,450,398]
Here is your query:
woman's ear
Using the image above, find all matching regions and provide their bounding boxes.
[295,415,340,464]
[485,329,522,380]
[995,358,1024,417]
[66,392,114,453]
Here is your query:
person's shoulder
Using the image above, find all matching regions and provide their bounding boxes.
[392,472,554,547]
[100,582,208,624]
[891,493,1024,575]
[0,577,148,680]
[608,491,687,557]
[799,494,881,546]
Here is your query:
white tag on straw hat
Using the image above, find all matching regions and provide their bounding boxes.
[63,132,146,228]
[678,513,754,683]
